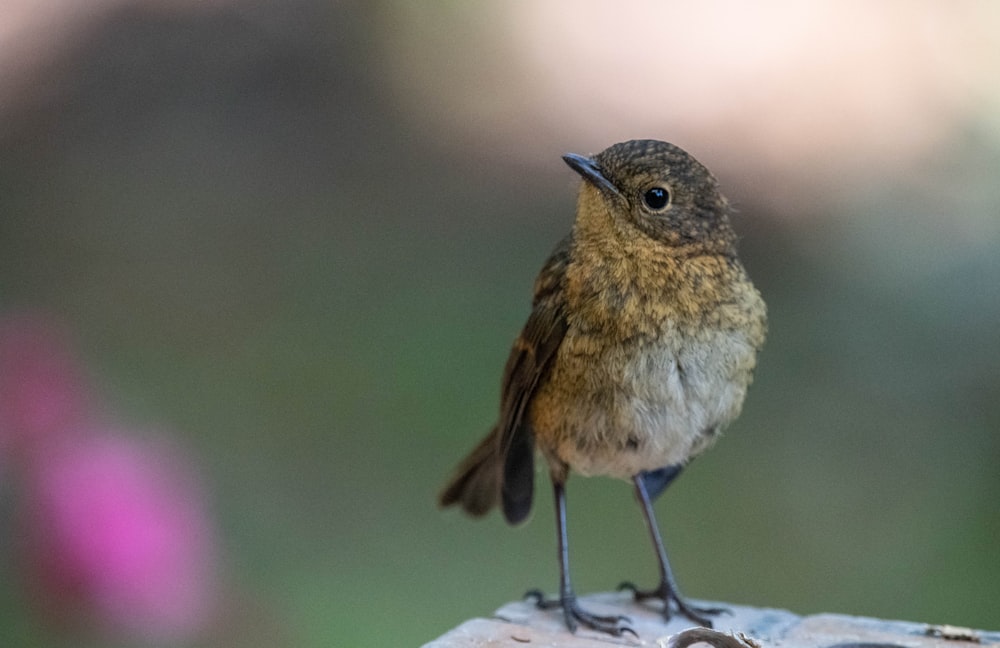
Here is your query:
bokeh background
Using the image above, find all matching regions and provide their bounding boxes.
[1,1,998,646]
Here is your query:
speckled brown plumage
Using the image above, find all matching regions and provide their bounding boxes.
[440,140,767,636]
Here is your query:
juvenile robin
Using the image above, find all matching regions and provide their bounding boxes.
[439,139,767,636]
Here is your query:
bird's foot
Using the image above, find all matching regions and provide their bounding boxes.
[617,581,729,628]
[525,589,636,637]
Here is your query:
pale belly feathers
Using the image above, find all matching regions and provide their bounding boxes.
[534,327,758,480]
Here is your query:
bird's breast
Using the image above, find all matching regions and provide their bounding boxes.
[531,247,765,480]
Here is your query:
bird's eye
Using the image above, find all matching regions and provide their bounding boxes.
[642,187,670,211]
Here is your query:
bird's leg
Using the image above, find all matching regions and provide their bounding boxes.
[526,479,634,637]
[618,474,728,627]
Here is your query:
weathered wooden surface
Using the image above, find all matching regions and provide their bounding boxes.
[423,592,999,648]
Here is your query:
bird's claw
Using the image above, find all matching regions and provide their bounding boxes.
[617,581,728,628]
[525,590,636,637]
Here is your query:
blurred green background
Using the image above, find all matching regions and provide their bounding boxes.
[1,1,998,646]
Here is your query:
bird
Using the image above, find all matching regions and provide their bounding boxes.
[439,139,767,636]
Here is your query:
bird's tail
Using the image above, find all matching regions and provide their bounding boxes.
[438,427,501,517]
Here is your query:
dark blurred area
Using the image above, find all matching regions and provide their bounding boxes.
[0,1,997,646]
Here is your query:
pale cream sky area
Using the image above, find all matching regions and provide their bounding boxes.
[379,2,1000,196]
[4,0,999,220]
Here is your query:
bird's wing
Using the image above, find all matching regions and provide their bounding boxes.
[497,236,571,524]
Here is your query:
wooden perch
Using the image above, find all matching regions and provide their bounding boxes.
[423,592,999,647]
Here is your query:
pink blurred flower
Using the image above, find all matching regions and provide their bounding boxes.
[0,314,90,457]
[21,432,218,643]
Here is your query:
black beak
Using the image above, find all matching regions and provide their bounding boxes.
[562,153,620,197]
